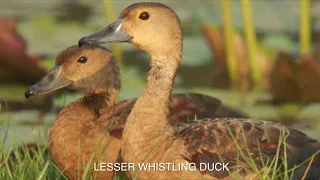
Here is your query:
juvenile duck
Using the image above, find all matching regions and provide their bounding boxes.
[25,44,247,179]
[79,2,320,179]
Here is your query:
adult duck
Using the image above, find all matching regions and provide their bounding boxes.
[25,44,247,179]
[79,2,320,179]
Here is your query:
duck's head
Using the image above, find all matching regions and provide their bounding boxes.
[25,44,120,99]
[78,2,182,57]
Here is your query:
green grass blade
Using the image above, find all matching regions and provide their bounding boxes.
[37,161,50,180]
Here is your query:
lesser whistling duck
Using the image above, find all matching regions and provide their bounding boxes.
[271,52,320,104]
[25,44,247,179]
[79,2,320,179]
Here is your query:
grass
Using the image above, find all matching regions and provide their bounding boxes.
[0,143,66,179]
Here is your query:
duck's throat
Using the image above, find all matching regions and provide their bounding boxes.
[82,89,119,116]
[122,56,180,160]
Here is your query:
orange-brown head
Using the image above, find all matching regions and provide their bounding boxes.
[25,44,120,98]
[78,2,182,58]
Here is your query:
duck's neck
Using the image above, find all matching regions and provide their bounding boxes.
[122,53,181,159]
[81,88,119,116]
[140,56,180,121]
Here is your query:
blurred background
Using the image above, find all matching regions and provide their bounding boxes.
[1,0,320,149]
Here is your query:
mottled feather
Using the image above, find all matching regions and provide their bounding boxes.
[176,118,320,179]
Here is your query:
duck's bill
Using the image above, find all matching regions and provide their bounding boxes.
[25,65,72,99]
[78,18,132,47]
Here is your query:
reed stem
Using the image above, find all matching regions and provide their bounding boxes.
[222,0,238,90]
[104,0,123,67]
[241,0,263,90]
[300,0,311,55]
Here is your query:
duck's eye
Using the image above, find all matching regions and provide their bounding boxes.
[139,12,149,20]
[77,56,87,63]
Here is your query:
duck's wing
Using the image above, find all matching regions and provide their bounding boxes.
[213,105,248,118]
[98,98,137,138]
[176,118,320,179]
[168,93,248,124]
[167,93,222,123]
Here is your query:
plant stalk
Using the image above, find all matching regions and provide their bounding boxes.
[241,0,263,91]
[222,0,238,90]
[104,0,123,67]
[300,0,311,55]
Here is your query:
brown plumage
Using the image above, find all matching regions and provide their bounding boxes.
[271,52,320,104]
[270,52,300,103]
[78,2,320,180]
[25,44,246,179]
